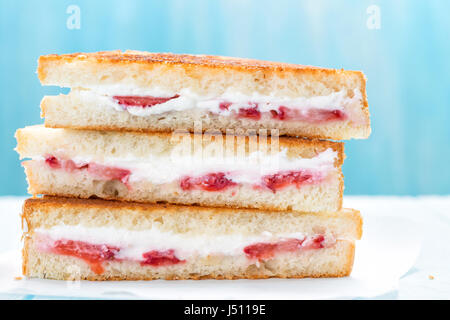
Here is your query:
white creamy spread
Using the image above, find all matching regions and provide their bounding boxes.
[34,225,313,260]
[33,148,337,185]
[72,87,361,118]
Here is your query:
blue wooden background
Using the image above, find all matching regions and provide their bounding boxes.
[0,0,449,195]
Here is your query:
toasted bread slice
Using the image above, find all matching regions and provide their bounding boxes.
[16,125,344,212]
[22,197,362,280]
[38,50,370,139]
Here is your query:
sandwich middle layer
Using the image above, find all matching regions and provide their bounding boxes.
[16,126,344,212]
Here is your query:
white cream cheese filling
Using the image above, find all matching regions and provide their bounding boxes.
[34,225,335,261]
[32,148,337,185]
[72,87,362,119]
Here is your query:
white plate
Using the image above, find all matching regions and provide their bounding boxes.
[0,213,422,299]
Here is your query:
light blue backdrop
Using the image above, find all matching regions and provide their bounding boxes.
[0,0,449,195]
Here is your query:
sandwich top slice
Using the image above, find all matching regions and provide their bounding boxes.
[38,50,370,140]
[16,125,344,212]
[22,197,363,280]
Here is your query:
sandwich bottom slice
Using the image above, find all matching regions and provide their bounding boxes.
[22,197,362,280]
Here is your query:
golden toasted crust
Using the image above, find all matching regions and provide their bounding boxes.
[360,76,370,124]
[16,124,341,148]
[15,125,344,166]
[42,121,368,141]
[344,241,356,276]
[22,196,362,240]
[22,235,29,277]
[23,195,344,215]
[38,50,362,79]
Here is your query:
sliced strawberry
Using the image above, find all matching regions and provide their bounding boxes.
[305,109,347,122]
[237,104,261,120]
[87,163,131,185]
[270,106,347,123]
[53,240,120,274]
[180,172,237,192]
[301,235,326,250]
[276,238,305,252]
[141,249,185,267]
[44,155,131,186]
[219,102,232,111]
[113,95,180,108]
[262,171,314,193]
[45,156,61,169]
[62,159,88,172]
[243,242,278,260]
[243,236,325,261]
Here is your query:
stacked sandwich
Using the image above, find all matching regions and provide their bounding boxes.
[15,51,369,280]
